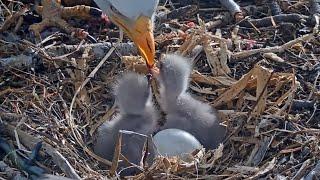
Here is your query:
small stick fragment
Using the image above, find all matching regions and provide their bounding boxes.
[292,159,312,180]
[231,32,315,60]
[156,5,198,24]
[110,133,122,176]
[239,13,307,28]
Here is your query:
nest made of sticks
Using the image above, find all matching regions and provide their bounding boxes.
[1,0,320,179]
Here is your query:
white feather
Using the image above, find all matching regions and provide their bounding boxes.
[94,0,159,20]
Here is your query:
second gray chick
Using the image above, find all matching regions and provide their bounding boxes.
[93,72,158,176]
[158,54,226,150]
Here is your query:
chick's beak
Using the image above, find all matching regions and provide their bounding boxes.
[111,15,156,69]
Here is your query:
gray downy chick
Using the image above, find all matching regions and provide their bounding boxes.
[93,72,158,175]
[158,54,226,150]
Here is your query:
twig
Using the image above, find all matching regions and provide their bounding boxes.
[0,161,27,180]
[68,30,124,167]
[0,6,28,32]
[239,13,307,28]
[3,123,81,179]
[231,31,316,60]
[248,71,274,118]
[292,158,312,180]
[110,133,122,176]
[156,5,198,24]
[304,160,320,179]
[46,42,138,59]
[308,70,320,100]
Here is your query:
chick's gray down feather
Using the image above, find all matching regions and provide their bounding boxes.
[158,54,226,150]
[94,72,158,175]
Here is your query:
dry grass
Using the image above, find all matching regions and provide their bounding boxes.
[0,0,320,179]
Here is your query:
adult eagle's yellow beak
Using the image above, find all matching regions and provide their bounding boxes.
[111,15,155,69]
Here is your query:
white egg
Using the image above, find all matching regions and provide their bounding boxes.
[152,128,202,158]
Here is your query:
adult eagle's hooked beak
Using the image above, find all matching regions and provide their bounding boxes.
[94,0,159,69]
